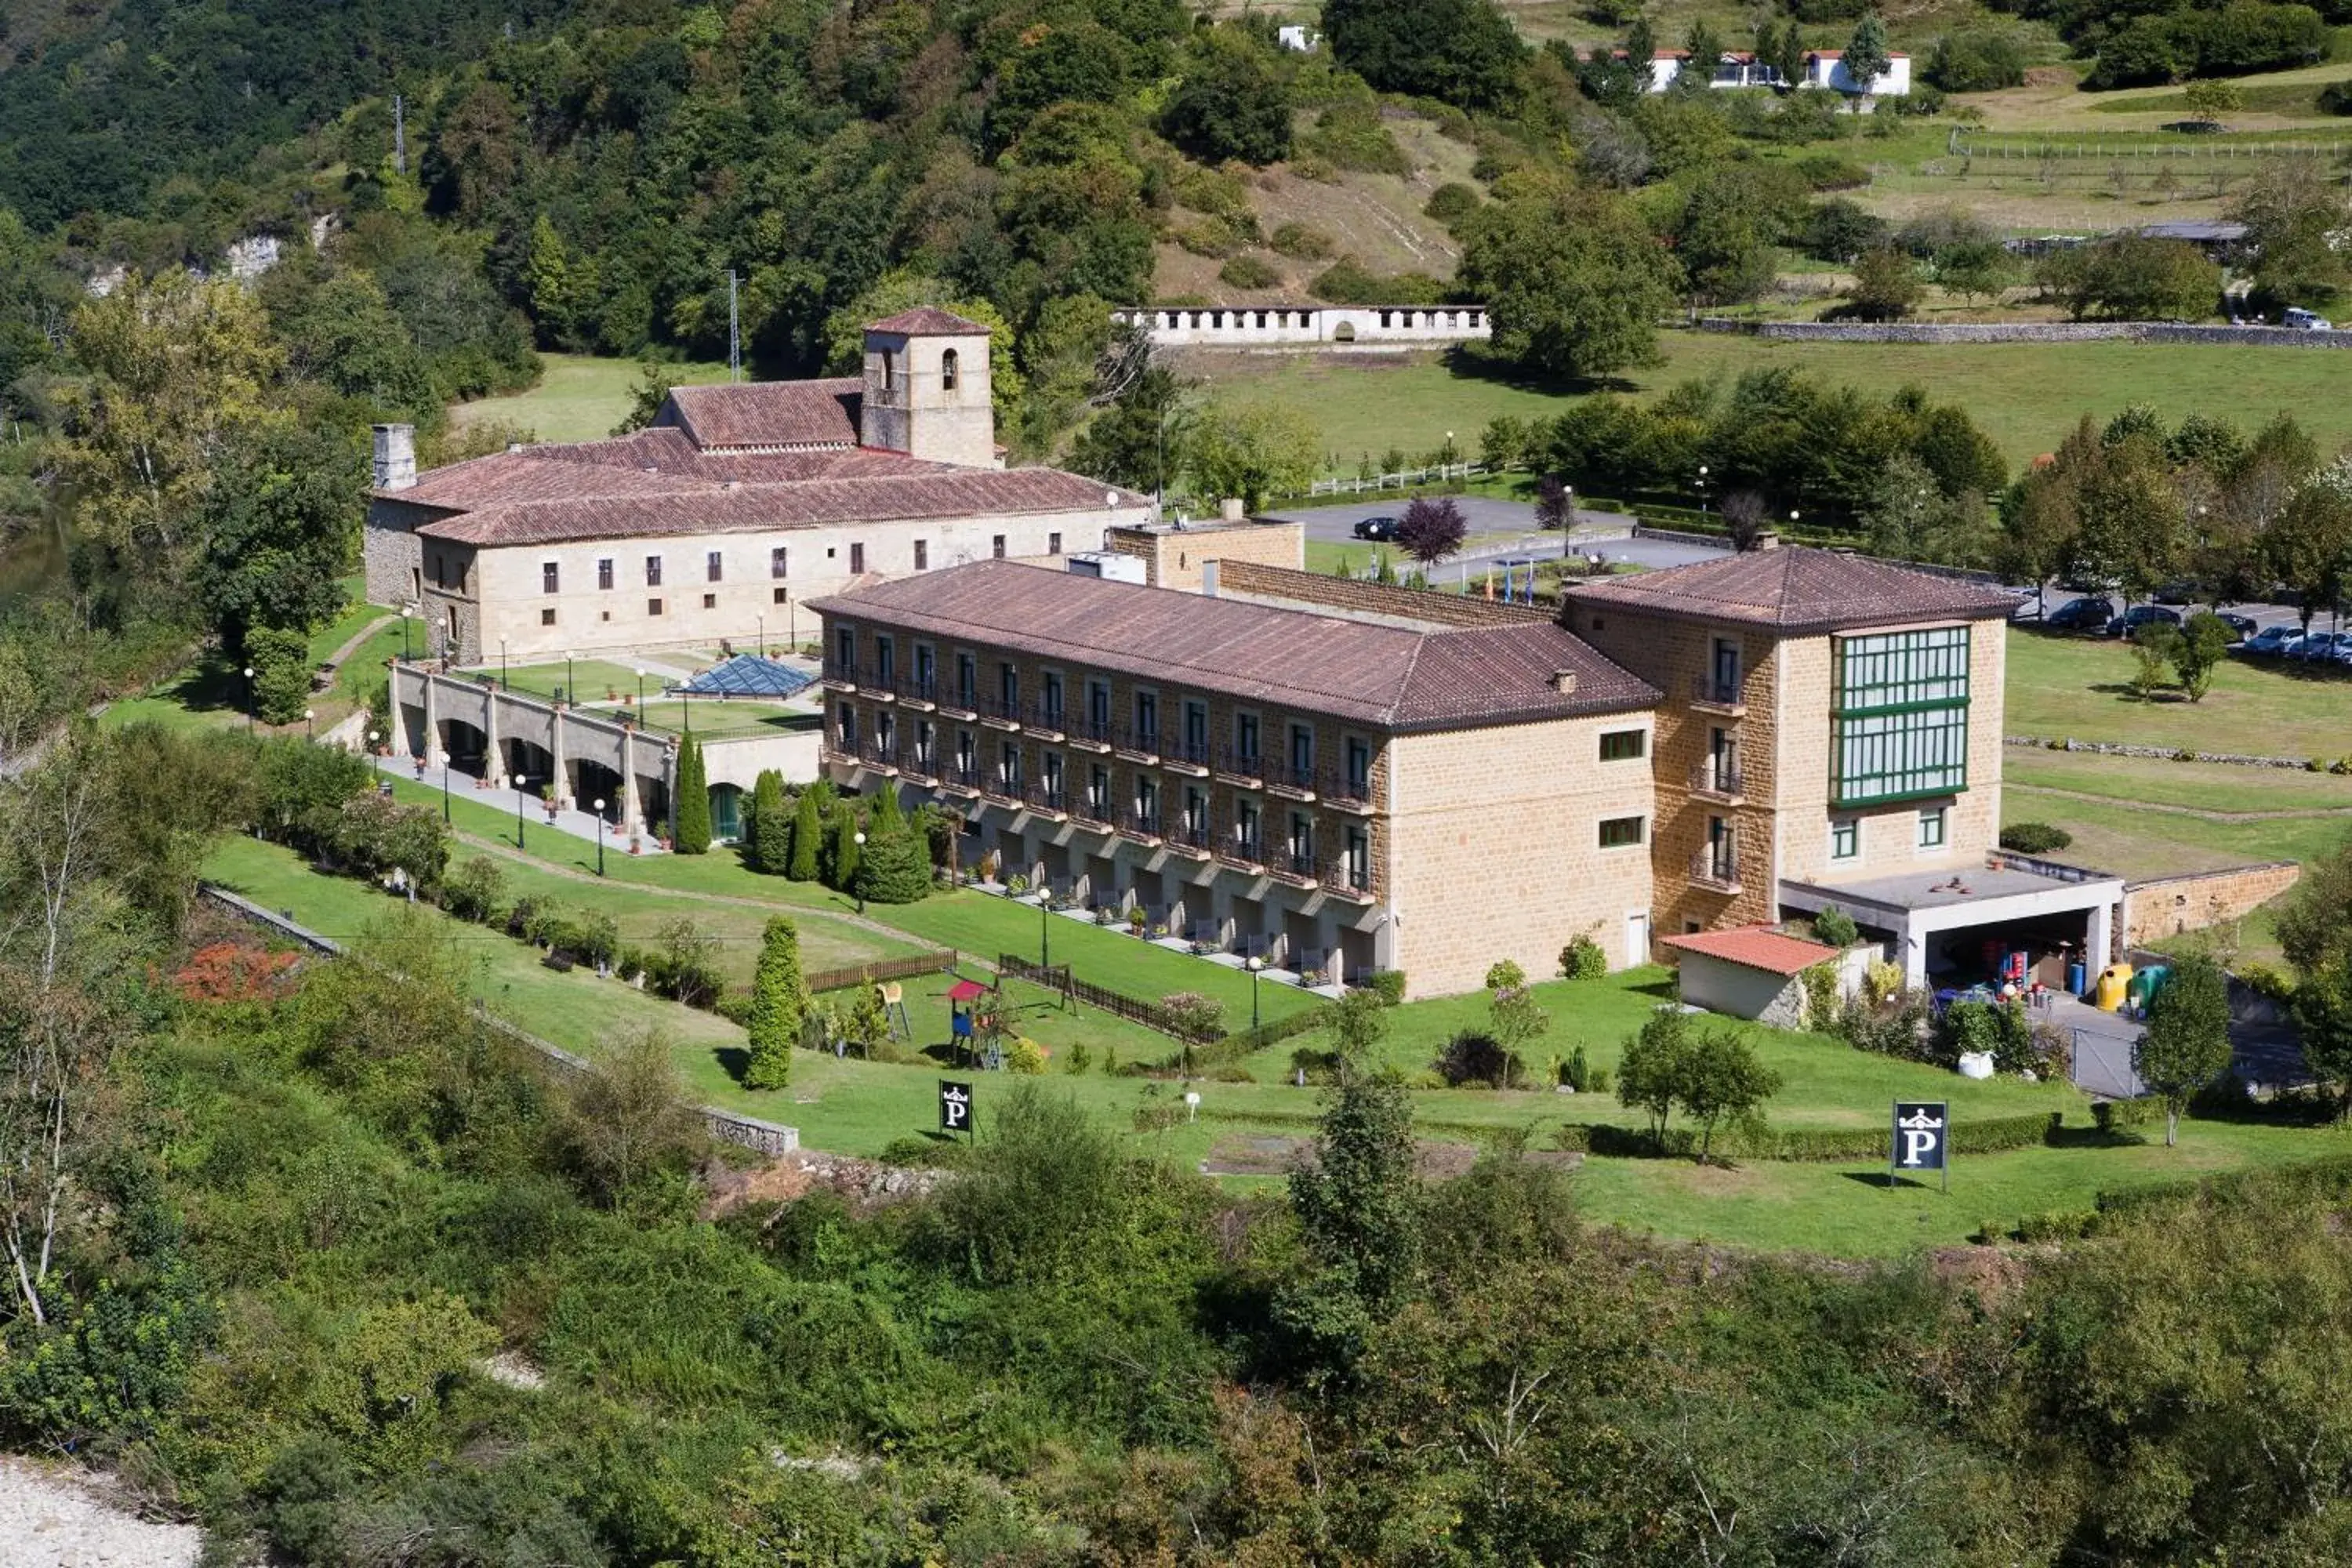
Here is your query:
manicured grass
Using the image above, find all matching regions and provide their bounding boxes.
[1191,334,2352,474]
[2006,631,2352,763]
[448,352,734,445]
[103,604,405,739]
[209,829,2352,1257]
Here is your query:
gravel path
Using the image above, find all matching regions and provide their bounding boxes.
[0,1458,201,1567]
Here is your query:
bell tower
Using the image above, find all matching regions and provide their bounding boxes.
[858,307,999,469]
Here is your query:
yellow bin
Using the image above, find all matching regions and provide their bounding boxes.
[2093,962,2134,1012]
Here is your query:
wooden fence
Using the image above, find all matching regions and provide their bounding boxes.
[804,949,960,995]
[997,953,1223,1043]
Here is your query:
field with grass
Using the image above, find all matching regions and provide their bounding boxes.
[101,586,404,738]
[449,351,735,445]
[1189,332,2352,473]
[212,782,2352,1257]
[2007,631,2352,760]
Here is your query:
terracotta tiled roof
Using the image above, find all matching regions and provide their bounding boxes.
[1662,926,1842,976]
[657,379,863,450]
[866,307,989,336]
[415,468,1143,547]
[808,561,1658,731]
[1566,546,2016,634]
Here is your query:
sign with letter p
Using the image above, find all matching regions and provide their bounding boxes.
[1892,1101,1948,1172]
[939,1079,974,1135]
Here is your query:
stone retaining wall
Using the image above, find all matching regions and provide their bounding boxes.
[2006,734,2336,771]
[2121,861,2302,949]
[1696,318,2352,349]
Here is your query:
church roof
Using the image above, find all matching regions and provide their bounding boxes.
[865,307,990,336]
[657,379,862,450]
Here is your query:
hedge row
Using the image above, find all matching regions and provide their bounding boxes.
[1552,1110,2062,1163]
[1178,1004,1335,1069]
[1992,1152,2352,1243]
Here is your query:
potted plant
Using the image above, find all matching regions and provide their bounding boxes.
[541,784,558,822]
[1128,907,1148,937]
[629,835,643,855]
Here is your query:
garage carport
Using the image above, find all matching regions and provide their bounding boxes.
[1779,862,2125,993]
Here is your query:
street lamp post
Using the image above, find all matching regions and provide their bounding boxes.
[1040,893,1051,969]
[565,650,575,706]
[399,608,412,662]
[303,707,314,740]
[499,637,509,689]
[757,612,766,659]
[1697,465,1710,517]
[1247,954,1265,1030]
[441,760,451,824]
[852,830,867,914]
[593,797,608,877]
[633,667,646,713]
[514,773,529,851]
[242,666,256,731]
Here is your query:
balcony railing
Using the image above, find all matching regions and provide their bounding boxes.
[981,695,1023,726]
[1690,673,1745,710]
[1218,838,1265,871]
[1269,762,1318,796]
[897,673,938,704]
[1690,842,1741,892]
[1116,726,1161,760]
[1324,771,1374,811]
[902,750,937,782]
[1119,808,1163,842]
[984,772,1024,803]
[1024,783,1069,816]
[1690,758,1746,797]
[857,739,899,772]
[1323,860,1373,898]
[942,764,982,793]
[1218,746,1264,782]
[866,665,898,694]
[1276,851,1317,884]
[1071,717,1114,748]
[821,657,858,686]
[1033,703,1066,735]
[1074,793,1115,827]
[1167,737,1212,771]
[1170,822,1212,854]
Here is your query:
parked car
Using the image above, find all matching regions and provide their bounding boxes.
[2215,612,2257,641]
[2151,579,2201,606]
[2241,624,2299,656]
[2290,631,2344,662]
[2284,307,2334,332]
[2044,595,2115,632]
[1352,515,1399,541]
[2104,604,2182,639]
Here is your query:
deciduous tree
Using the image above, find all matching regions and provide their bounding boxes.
[2134,953,2233,1145]
[1458,176,1681,381]
[1396,496,1468,565]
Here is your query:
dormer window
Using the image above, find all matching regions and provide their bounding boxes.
[941,347,959,390]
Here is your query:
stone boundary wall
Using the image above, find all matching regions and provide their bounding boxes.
[2121,861,2302,949]
[1210,558,1552,627]
[198,884,800,1156]
[2005,734,2336,771]
[1695,318,2352,349]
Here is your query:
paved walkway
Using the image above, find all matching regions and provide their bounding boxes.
[374,757,667,855]
[322,612,396,672]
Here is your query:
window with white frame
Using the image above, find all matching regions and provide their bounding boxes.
[1831,626,1970,807]
[1917,806,1948,850]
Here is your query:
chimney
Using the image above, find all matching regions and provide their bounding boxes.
[1220,496,1245,523]
[1550,669,1578,695]
[372,423,416,492]
[1754,531,1783,550]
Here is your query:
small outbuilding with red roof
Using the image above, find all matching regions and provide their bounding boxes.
[1661,925,1865,1027]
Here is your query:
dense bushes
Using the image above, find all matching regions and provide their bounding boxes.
[2001,822,2075,854]
[2037,235,2223,320]
[2082,3,2332,88]
[1926,29,2031,91]
[1532,366,2007,526]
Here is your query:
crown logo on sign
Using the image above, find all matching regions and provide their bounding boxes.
[1897,1109,1944,1131]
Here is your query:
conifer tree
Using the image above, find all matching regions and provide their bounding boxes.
[748,769,789,873]
[787,787,822,880]
[828,804,862,891]
[744,916,808,1089]
[673,737,711,854]
[855,785,932,904]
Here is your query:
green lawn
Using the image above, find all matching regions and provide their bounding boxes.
[208,829,2352,1258]
[1192,334,2352,474]
[103,602,405,739]
[449,352,735,445]
[2006,632,2352,763]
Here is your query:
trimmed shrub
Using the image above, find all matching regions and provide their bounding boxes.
[1483,959,1527,991]
[1435,1029,1521,1089]
[247,625,314,727]
[1559,935,1607,981]
[1363,971,1406,1006]
[2000,822,2074,855]
[1812,907,1860,948]
[440,855,506,924]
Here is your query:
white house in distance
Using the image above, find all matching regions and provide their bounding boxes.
[1635,48,1910,96]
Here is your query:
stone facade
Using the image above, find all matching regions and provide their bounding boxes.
[367,506,1127,665]
[1563,600,2004,941]
[2122,861,2302,949]
[858,322,997,467]
[818,629,1652,998]
[1103,517,1305,590]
